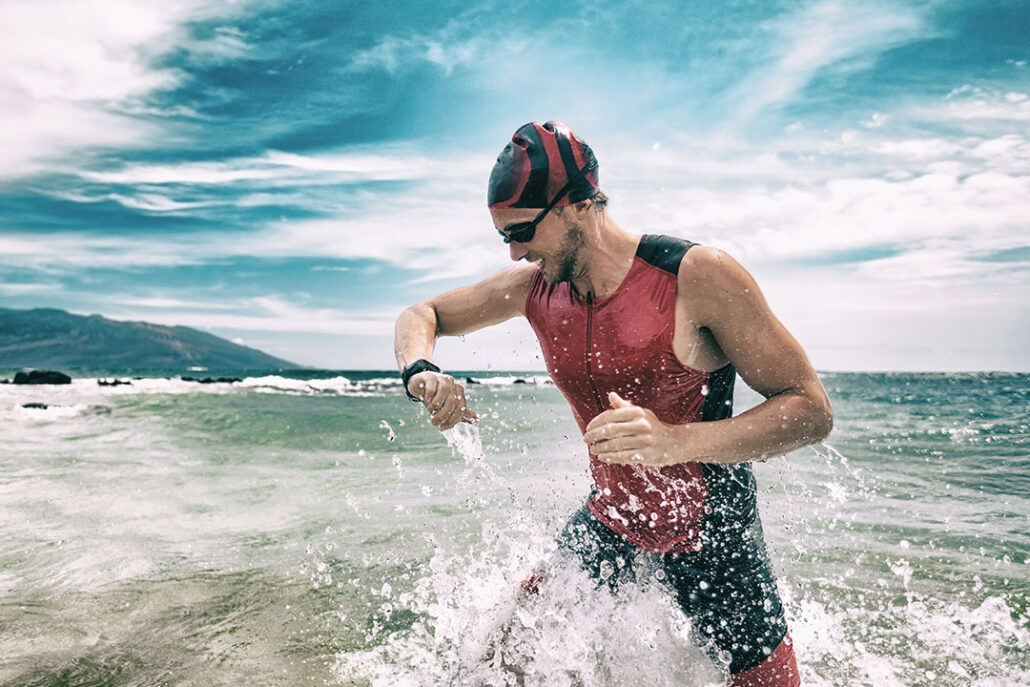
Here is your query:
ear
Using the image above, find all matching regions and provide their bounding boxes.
[571,199,593,216]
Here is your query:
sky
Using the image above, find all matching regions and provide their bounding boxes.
[0,0,1027,371]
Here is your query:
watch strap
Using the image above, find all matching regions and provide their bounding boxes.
[400,359,441,401]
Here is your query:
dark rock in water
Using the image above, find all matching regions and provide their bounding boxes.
[181,376,242,384]
[22,402,49,409]
[513,378,528,384]
[465,376,480,385]
[98,378,132,387]
[13,370,72,385]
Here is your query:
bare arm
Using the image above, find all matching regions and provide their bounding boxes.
[395,263,536,430]
[584,247,833,465]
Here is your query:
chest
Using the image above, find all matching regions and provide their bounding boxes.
[529,264,686,412]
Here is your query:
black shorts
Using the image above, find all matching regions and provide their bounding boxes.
[555,502,790,675]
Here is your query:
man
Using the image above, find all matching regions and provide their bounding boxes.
[394,121,833,686]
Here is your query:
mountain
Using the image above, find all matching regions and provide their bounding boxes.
[0,308,299,370]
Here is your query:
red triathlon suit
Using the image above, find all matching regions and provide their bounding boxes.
[524,234,801,686]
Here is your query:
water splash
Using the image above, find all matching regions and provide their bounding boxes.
[765,442,1030,687]
[333,421,726,686]
[379,420,397,442]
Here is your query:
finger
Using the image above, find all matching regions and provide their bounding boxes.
[585,407,642,433]
[595,448,655,465]
[409,373,432,402]
[436,392,467,427]
[435,382,471,426]
[431,392,462,426]
[437,403,464,430]
[608,391,633,409]
[417,372,444,404]
[588,434,652,455]
[426,380,454,414]
[461,406,479,423]
[585,410,616,433]
[583,416,649,445]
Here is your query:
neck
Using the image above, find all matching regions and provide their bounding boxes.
[571,214,638,300]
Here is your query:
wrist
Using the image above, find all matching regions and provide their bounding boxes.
[663,421,702,465]
[400,359,441,401]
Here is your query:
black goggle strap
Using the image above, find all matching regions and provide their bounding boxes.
[502,159,598,244]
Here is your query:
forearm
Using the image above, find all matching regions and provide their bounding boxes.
[394,303,439,371]
[671,388,833,465]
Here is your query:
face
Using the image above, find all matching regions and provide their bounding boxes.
[490,207,586,285]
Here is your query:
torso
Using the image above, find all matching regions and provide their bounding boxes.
[524,234,758,553]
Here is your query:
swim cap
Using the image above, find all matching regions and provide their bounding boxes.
[488,121,599,209]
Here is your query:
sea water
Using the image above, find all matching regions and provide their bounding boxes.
[0,371,1027,686]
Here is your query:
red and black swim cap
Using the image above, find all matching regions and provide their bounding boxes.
[488,121,599,209]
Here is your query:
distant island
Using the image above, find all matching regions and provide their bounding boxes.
[0,308,298,370]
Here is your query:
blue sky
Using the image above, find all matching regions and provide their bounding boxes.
[1,0,1027,370]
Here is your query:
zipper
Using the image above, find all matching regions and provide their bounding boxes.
[585,293,605,414]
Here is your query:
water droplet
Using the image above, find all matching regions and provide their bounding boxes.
[378,420,397,442]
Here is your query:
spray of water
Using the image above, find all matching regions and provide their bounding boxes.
[333,422,726,686]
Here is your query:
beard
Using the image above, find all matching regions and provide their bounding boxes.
[542,224,586,284]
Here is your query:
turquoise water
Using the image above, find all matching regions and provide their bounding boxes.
[0,371,1027,686]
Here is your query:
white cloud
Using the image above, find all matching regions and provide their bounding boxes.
[602,126,1030,274]
[0,281,62,295]
[6,124,1028,288]
[113,297,237,310]
[3,64,1028,370]
[81,163,285,186]
[943,86,1030,121]
[723,0,929,127]
[0,0,250,179]
[346,20,492,76]
[75,148,479,189]
[110,297,396,337]
[0,232,203,269]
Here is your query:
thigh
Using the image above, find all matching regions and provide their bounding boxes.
[555,503,639,591]
[664,533,790,676]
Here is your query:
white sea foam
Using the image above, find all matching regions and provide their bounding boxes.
[467,374,553,387]
[8,402,109,419]
[791,592,1030,687]
[0,373,554,410]
[333,420,726,686]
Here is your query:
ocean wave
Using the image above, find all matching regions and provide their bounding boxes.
[0,373,554,405]
[9,402,111,419]
[464,375,553,387]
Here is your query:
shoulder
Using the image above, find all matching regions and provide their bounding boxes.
[635,234,697,275]
[632,235,742,288]
[678,244,744,284]
[676,245,764,324]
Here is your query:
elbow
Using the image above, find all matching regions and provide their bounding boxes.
[396,301,438,332]
[809,396,834,442]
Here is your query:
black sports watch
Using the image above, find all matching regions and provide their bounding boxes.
[400,359,442,402]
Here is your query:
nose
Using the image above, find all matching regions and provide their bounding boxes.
[509,242,529,262]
